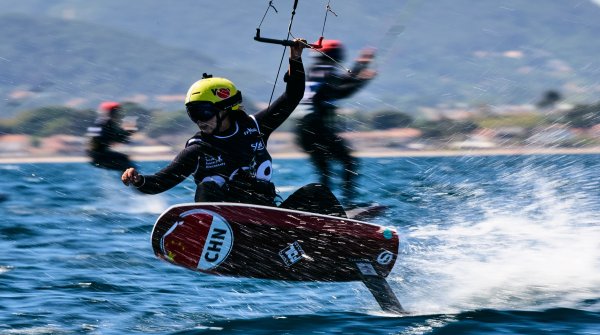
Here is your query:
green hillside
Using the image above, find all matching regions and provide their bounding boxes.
[1,0,600,117]
[0,14,265,117]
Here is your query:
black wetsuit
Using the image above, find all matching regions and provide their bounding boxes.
[87,118,135,171]
[133,58,317,208]
[296,60,372,201]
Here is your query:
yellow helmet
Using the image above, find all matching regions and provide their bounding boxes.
[185,76,242,111]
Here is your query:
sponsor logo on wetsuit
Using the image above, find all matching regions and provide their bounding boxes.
[251,141,265,151]
[244,127,258,136]
[205,155,225,169]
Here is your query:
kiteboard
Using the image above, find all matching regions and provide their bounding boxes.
[151,202,405,313]
[346,203,390,221]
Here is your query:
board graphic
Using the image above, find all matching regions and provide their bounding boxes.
[151,202,405,313]
[151,202,399,281]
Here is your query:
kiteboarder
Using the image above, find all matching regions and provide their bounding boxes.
[87,101,137,171]
[121,39,348,213]
[295,39,377,203]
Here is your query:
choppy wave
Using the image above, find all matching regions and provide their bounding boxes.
[1,155,598,334]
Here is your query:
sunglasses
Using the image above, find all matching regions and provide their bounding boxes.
[186,102,220,122]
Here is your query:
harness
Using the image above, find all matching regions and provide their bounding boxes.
[186,113,276,206]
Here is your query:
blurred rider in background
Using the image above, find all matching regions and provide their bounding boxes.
[87,101,137,171]
[295,39,377,204]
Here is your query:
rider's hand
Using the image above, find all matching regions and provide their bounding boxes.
[290,38,307,60]
[356,47,376,63]
[122,167,142,186]
[357,68,377,80]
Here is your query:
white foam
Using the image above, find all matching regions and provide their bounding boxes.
[394,167,600,314]
[93,170,168,214]
[0,265,13,274]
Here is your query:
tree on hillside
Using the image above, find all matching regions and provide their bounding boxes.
[564,102,600,128]
[414,119,478,139]
[536,90,562,109]
[0,103,155,137]
[370,110,413,130]
[144,110,196,138]
[3,106,96,136]
[0,123,10,134]
[119,102,154,130]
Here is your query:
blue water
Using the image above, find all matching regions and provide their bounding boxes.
[1,155,599,334]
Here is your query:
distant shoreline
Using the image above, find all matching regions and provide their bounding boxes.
[1,147,599,164]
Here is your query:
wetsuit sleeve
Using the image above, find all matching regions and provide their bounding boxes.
[253,58,305,139]
[134,145,200,194]
[107,121,132,144]
[316,61,372,100]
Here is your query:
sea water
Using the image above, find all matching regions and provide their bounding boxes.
[1,155,599,334]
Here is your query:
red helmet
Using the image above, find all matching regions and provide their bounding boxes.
[98,101,121,116]
[320,39,343,52]
[313,39,345,62]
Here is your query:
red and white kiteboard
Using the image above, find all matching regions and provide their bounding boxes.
[150,202,405,313]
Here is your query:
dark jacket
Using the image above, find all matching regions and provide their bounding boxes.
[133,58,305,204]
[87,118,132,152]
